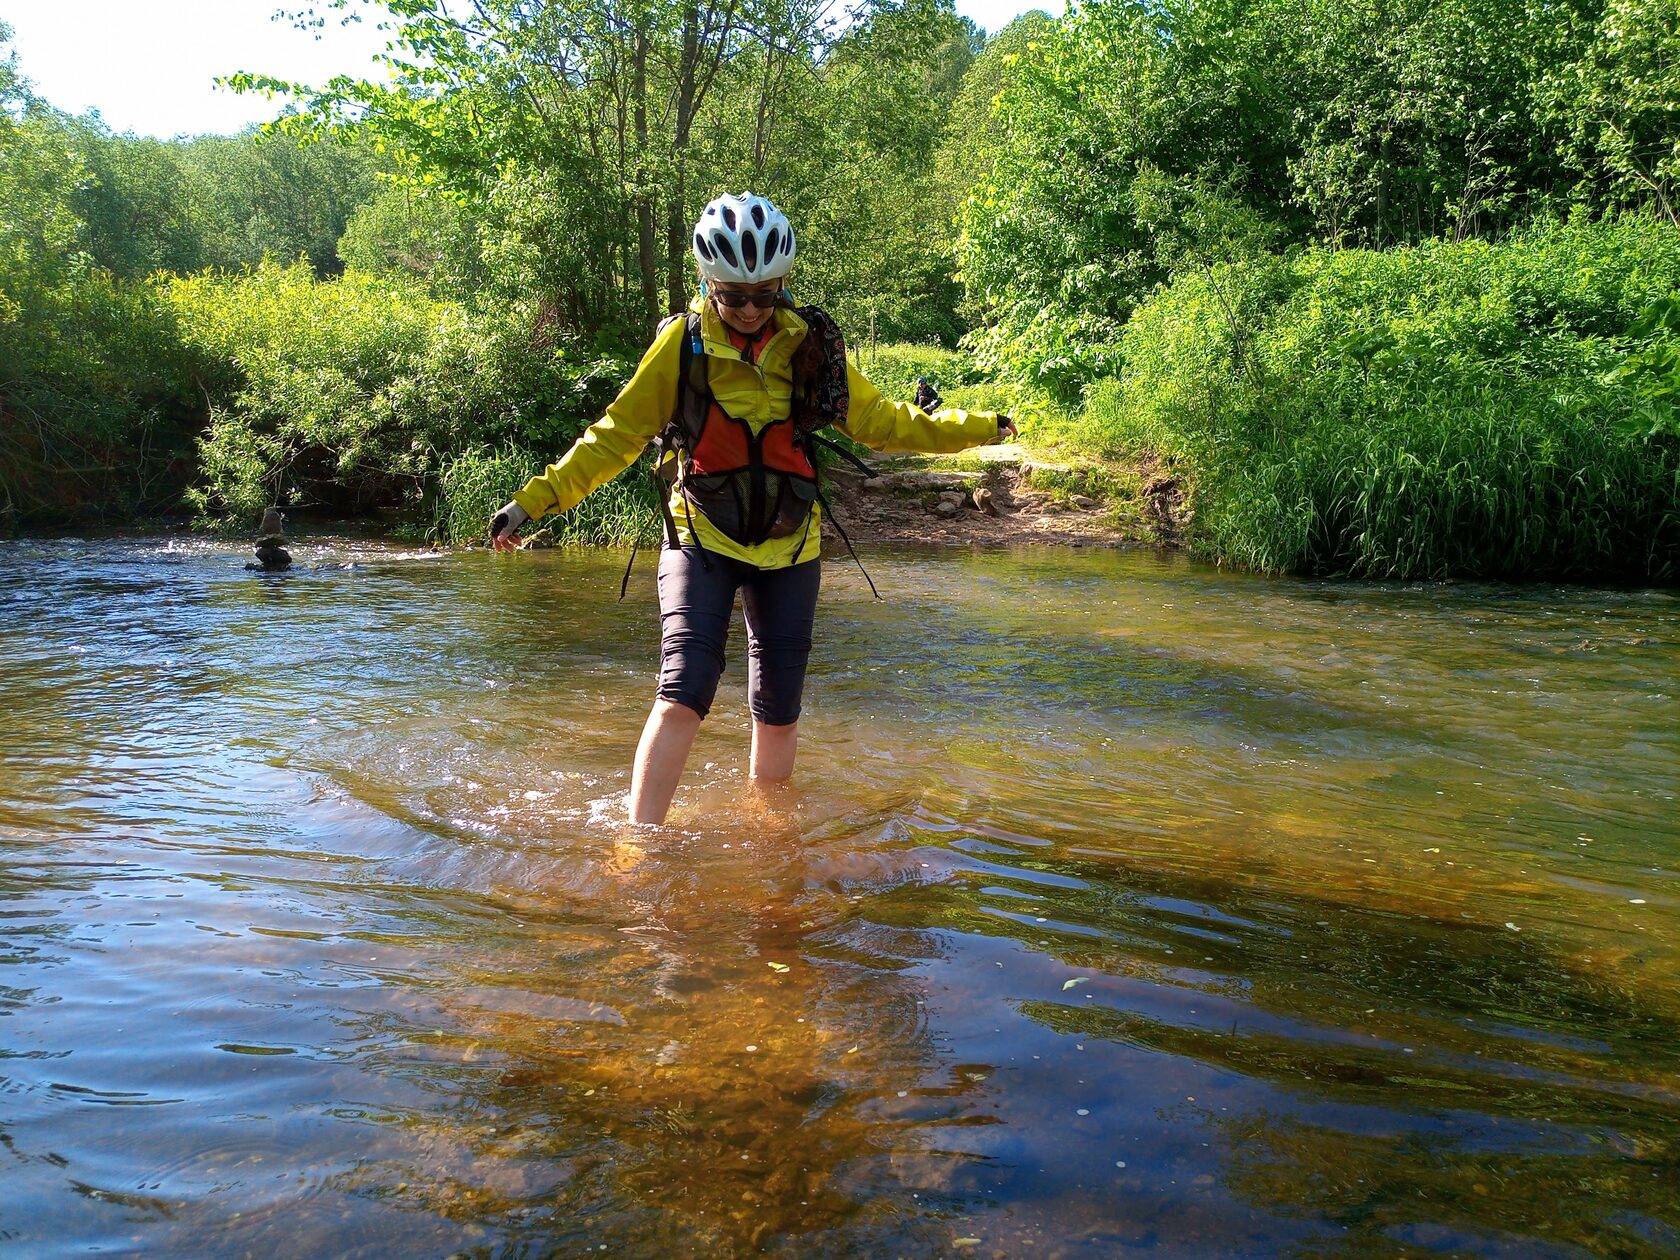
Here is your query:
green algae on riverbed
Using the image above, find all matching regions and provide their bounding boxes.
[0,536,1676,1257]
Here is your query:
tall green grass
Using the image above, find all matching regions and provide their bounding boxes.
[434,444,659,547]
[862,343,988,398]
[860,342,1030,421]
[1086,217,1680,580]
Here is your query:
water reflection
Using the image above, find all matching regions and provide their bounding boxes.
[0,538,1676,1256]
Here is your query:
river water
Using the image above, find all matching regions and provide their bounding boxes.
[1,536,1676,1258]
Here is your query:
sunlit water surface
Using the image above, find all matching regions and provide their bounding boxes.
[1,537,1677,1258]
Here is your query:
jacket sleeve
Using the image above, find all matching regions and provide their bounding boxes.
[835,360,999,453]
[511,319,684,521]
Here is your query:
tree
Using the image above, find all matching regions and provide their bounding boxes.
[948,0,1635,392]
[1538,0,1680,225]
[225,0,980,346]
[178,130,379,274]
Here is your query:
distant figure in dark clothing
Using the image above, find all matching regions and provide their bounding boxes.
[912,376,941,412]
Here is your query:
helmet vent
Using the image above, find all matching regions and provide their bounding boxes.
[764,228,779,261]
[693,233,714,260]
[742,232,758,271]
[751,202,765,227]
[710,231,739,268]
[721,205,737,230]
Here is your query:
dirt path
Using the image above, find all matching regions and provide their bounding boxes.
[819,443,1186,549]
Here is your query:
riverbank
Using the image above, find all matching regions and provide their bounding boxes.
[10,223,1674,582]
[815,442,1183,550]
[1071,219,1680,582]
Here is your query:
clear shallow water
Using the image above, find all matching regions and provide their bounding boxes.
[1,535,1677,1258]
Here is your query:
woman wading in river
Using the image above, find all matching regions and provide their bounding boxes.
[489,193,1015,824]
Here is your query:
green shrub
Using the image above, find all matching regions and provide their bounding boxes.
[165,261,627,529]
[0,269,197,529]
[1088,216,1680,580]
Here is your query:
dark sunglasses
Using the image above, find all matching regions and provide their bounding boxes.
[711,288,782,309]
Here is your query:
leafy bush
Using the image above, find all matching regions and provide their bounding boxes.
[0,269,197,529]
[0,83,200,528]
[165,261,628,528]
[1088,216,1680,580]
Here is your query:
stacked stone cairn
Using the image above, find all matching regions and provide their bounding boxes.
[249,506,292,571]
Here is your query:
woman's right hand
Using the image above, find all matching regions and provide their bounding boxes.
[489,500,530,550]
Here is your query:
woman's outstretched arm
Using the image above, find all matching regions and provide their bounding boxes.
[510,318,688,523]
[836,360,1009,454]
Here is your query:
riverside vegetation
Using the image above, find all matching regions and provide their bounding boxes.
[2,0,1676,579]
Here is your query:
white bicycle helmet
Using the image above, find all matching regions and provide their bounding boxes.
[692,193,796,283]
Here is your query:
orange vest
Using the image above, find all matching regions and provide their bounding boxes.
[669,318,820,546]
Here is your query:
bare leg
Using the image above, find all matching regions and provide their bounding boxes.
[628,699,704,824]
[750,720,799,782]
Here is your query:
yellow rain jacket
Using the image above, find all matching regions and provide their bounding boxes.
[511,301,1003,569]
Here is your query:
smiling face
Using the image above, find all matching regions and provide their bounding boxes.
[707,274,786,337]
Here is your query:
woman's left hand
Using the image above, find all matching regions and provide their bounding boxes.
[996,415,1018,442]
[489,500,530,550]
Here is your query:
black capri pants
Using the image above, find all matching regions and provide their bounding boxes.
[655,547,821,725]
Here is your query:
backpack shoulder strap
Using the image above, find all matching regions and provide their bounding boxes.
[660,312,708,447]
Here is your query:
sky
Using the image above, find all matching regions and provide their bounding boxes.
[2,0,1062,140]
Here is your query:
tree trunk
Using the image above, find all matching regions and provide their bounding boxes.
[1375,131,1392,245]
[665,4,703,317]
[634,26,659,328]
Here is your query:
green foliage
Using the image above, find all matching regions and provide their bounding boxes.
[435,444,661,547]
[1088,218,1680,579]
[0,31,198,528]
[5,0,1679,585]
[175,130,379,275]
[862,343,985,395]
[2,94,379,282]
[337,182,485,295]
[433,444,534,545]
[935,11,1055,205]
[67,124,208,276]
[1536,0,1680,224]
[953,0,1301,394]
[951,0,1680,396]
[0,270,197,529]
[165,261,627,527]
[1605,296,1680,439]
[940,380,1026,417]
[770,0,984,346]
[543,471,662,547]
[227,0,985,345]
